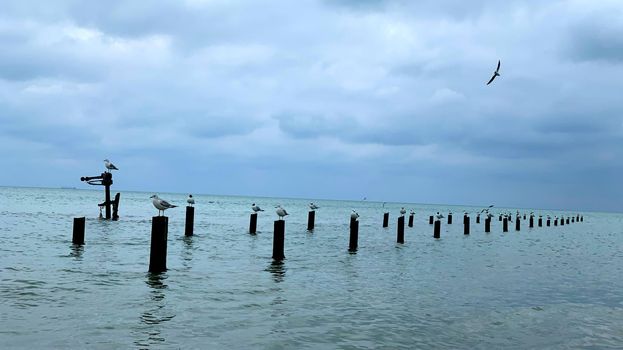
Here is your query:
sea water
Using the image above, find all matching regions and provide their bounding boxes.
[1,186,622,349]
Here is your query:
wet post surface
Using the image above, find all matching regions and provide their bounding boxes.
[149,216,168,273]
[249,213,258,234]
[434,220,441,239]
[185,206,194,236]
[397,216,405,244]
[464,215,470,235]
[273,220,285,261]
[72,217,85,245]
[307,211,315,231]
[349,217,359,252]
[383,212,389,228]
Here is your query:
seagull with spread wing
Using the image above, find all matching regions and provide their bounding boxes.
[486,60,501,85]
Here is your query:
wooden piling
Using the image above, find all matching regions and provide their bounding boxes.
[485,217,491,233]
[397,216,405,244]
[566,217,570,225]
[515,216,520,231]
[529,216,534,228]
[272,220,285,261]
[464,215,470,235]
[547,219,551,227]
[185,206,194,236]
[429,215,434,224]
[538,217,542,227]
[434,220,441,239]
[72,217,85,245]
[112,193,120,221]
[307,210,315,231]
[249,213,258,234]
[408,213,414,227]
[447,214,453,225]
[503,217,508,232]
[383,212,389,228]
[349,217,359,252]
[476,214,480,224]
[149,216,168,273]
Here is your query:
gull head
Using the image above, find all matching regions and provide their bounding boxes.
[150,194,158,199]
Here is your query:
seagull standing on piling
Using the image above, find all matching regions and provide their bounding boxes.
[435,212,444,220]
[275,205,289,220]
[400,207,406,216]
[351,210,360,220]
[104,159,118,172]
[187,194,195,207]
[150,194,177,216]
[486,60,501,85]
[252,203,264,213]
[309,202,319,210]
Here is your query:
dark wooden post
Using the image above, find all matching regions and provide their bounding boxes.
[307,210,315,231]
[515,216,520,231]
[464,215,470,235]
[561,217,565,226]
[397,216,405,244]
[538,217,542,227]
[102,172,112,220]
[112,193,120,221]
[273,220,285,261]
[503,217,508,232]
[429,215,434,224]
[529,216,534,228]
[434,220,441,238]
[485,217,491,233]
[185,206,194,236]
[447,213,453,225]
[349,217,359,252]
[476,214,480,224]
[554,218,558,226]
[408,213,414,227]
[383,212,389,228]
[566,217,570,224]
[571,217,575,223]
[580,216,583,222]
[249,213,258,234]
[149,216,168,273]
[72,217,85,245]
[547,218,551,226]
[523,214,526,220]
[499,214,502,221]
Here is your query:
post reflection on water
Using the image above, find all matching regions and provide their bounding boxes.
[266,260,286,283]
[134,272,176,348]
[69,244,84,260]
[181,236,194,269]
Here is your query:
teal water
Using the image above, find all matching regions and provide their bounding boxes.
[1,186,622,349]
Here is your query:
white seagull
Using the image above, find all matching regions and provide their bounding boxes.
[275,205,289,220]
[486,60,501,85]
[351,210,360,220]
[435,212,445,220]
[104,159,119,172]
[252,203,265,212]
[410,209,415,215]
[150,194,177,216]
[187,194,195,207]
[309,202,319,210]
[400,207,406,216]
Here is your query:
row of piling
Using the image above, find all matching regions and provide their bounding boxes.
[72,207,584,273]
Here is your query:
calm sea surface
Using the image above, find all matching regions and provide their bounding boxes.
[1,186,622,349]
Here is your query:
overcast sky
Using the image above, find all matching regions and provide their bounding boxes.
[1,0,622,211]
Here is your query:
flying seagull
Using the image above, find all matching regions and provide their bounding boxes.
[104,159,119,172]
[150,194,177,216]
[486,60,501,85]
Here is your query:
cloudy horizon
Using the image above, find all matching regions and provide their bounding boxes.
[1,0,622,212]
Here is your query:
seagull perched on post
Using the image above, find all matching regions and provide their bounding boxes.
[351,210,360,220]
[400,207,406,216]
[150,194,177,216]
[275,205,288,220]
[486,60,501,85]
[251,203,265,213]
[104,159,118,172]
[309,202,319,210]
[187,194,195,207]
[435,212,444,220]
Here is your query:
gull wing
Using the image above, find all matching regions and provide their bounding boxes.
[496,59,501,72]
[486,74,497,85]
